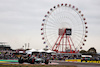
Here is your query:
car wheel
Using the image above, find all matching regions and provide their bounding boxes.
[45,59,49,64]
[18,57,23,64]
[30,58,35,64]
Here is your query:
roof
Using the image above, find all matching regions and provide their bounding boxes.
[81,55,92,57]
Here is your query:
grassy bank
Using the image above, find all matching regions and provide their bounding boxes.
[0,64,76,67]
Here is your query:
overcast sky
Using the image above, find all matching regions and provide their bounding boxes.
[0,0,100,52]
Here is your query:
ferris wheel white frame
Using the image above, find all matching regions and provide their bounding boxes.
[41,3,88,53]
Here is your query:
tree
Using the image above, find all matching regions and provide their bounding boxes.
[80,50,87,54]
[88,47,97,54]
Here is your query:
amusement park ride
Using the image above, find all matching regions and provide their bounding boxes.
[41,3,88,53]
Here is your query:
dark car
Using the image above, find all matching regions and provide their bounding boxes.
[18,54,49,64]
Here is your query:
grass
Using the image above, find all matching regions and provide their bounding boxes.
[0,64,77,67]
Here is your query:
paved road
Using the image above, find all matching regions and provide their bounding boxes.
[1,60,100,67]
[50,60,100,67]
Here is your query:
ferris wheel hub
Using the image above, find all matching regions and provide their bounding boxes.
[41,3,88,53]
[59,28,72,35]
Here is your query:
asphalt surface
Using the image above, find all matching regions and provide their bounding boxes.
[50,60,100,67]
[1,60,100,67]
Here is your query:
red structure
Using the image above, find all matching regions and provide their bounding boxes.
[41,3,88,54]
[52,28,77,53]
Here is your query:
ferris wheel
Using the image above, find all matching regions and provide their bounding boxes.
[41,3,88,53]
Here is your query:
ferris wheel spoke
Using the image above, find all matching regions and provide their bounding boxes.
[74,30,84,31]
[77,41,83,47]
[47,20,58,25]
[46,24,59,28]
[43,32,57,36]
[48,16,57,22]
[74,27,84,30]
[74,32,84,35]
[50,14,58,22]
[42,3,88,52]
[73,35,82,40]
[46,20,60,27]
[73,33,83,38]
[49,16,64,27]
[46,33,57,36]
[74,24,84,27]
[48,19,58,26]
[57,17,75,27]
[74,31,84,34]
[73,38,81,44]
[74,24,83,27]
[49,15,64,25]
[47,36,57,45]
[73,35,84,41]
[73,40,81,47]
[46,28,57,30]
[46,30,57,32]
[47,32,57,37]
[48,36,57,45]
[47,21,62,28]
[47,35,57,39]
[44,39,52,48]
[46,27,57,30]
[46,31,57,35]
[74,37,82,44]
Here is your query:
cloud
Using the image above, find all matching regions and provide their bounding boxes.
[0,0,100,52]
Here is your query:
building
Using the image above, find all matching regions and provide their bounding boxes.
[0,45,12,50]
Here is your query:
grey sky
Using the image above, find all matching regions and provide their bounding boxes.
[0,0,100,52]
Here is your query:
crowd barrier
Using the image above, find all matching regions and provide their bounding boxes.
[65,59,100,64]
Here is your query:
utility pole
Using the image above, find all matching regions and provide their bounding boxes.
[25,43,27,50]
[28,43,29,49]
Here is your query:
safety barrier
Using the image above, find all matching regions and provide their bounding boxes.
[65,59,100,64]
[65,59,81,62]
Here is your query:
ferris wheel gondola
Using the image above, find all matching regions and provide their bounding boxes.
[41,3,88,53]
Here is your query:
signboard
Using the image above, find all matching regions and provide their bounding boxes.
[66,28,72,35]
[59,29,64,35]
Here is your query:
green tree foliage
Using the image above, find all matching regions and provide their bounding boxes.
[88,47,97,54]
[80,50,87,54]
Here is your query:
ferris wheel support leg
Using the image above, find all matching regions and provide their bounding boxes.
[52,36,60,51]
[65,35,67,51]
[68,36,72,53]
[55,33,65,51]
[62,36,64,52]
[69,36,76,52]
